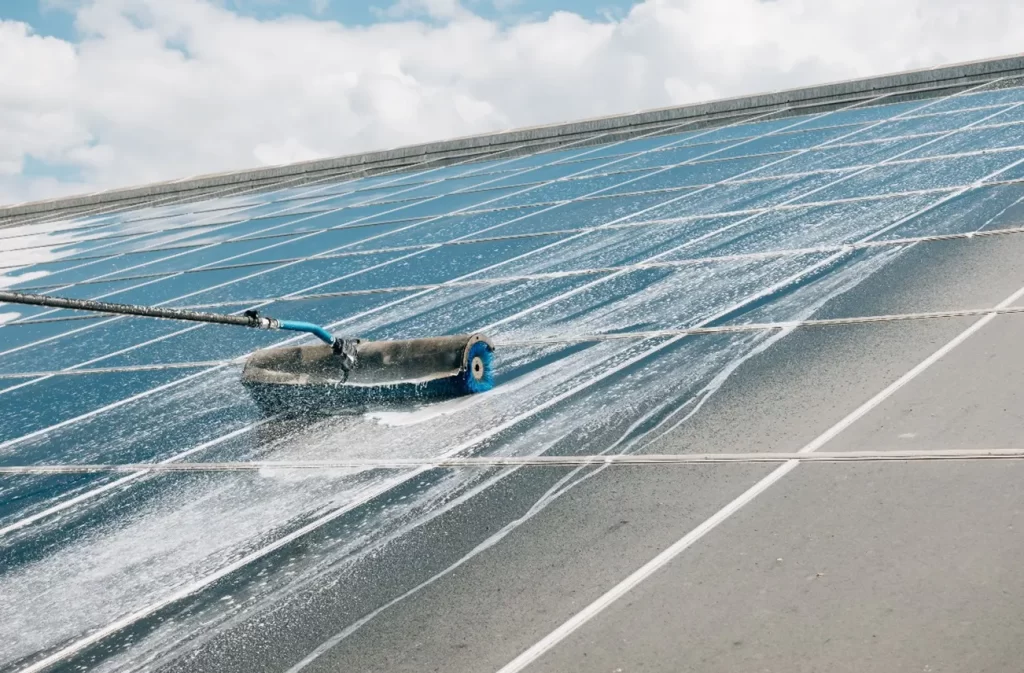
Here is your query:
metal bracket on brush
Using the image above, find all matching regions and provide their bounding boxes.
[244,310,358,372]
[331,337,360,373]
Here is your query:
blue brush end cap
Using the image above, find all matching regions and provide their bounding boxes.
[461,340,495,394]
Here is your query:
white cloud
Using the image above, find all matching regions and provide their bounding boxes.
[2,0,1023,206]
[380,0,470,20]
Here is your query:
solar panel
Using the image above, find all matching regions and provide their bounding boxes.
[3,65,1024,672]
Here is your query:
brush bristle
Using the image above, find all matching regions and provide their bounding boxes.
[461,341,495,394]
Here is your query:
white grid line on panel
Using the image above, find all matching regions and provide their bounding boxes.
[9,447,1024,473]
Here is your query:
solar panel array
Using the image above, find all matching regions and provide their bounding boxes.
[3,75,1024,671]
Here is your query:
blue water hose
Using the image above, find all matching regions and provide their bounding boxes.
[277,320,336,346]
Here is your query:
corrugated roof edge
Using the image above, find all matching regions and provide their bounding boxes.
[3,51,1024,219]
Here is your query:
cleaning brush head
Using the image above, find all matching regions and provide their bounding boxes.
[240,333,495,414]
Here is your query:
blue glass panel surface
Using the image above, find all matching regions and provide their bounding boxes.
[488,191,693,237]
[795,152,1024,203]
[254,291,420,336]
[116,201,258,231]
[160,251,405,307]
[298,180,401,204]
[308,235,573,294]
[362,173,509,203]
[620,171,855,222]
[0,367,259,466]
[276,184,418,211]
[481,156,625,190]
[0,303,68,324]
[100,221,414,281]
[599,155,784,196]
[78,209,245,241]
[348,206,550,250]
[1,230,142,263]
[380,156,518,186]
[0,473,119,531]
[333,275,612,343]
[794,101,926,130]
[9,76,1024,673]
[901,124,1024,160]
[282,198,433,229]
[356,187,524,224]
[200,195,338,222]
[60,222,278,258]
[753,137,928,178]
[253,175,355,202]
[0,217,116,243]
[493,252,832,342]
[485,173,640,209]
[712,125,871,160]
[572,129,703,160]
[0,317,109,353]
[229,222,419,259]
[5,250,177,290]
[922,86,1024,114]
[875,183,1024,241]
[0,369,203,445]
[98,238,290,280]
[676,114,820,145]
[480,145,619,174]
[657,192,939,260]
[55,277,151,300]
[233,211,426,240]
[849,106,1014,143]
[59,266,260,307]
[987,159,1024,182]
[0,314,193,374]
[984,106,1024,124]
[471,215,748,278]
[311,169,438,193]
[602,140,741,173]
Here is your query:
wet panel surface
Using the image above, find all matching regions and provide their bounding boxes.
[3,82,1024,673]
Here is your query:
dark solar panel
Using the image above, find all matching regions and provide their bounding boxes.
[3,72,1024,672]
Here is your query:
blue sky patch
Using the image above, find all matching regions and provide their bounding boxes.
[1,0,630,37]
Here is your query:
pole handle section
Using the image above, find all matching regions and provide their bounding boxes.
[0,291,337,346]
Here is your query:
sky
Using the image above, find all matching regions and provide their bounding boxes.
[1,0,1022,206]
